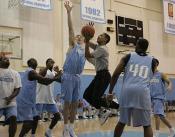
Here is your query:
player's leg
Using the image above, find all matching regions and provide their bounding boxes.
[69,77,80,137]
[114,108,129,137]
[45,104,61,137]
[154,115,160,137]
[31,104,43,136]
[5,107,17,137]
[114,122,126,137]
[48,105,61,129]
[17,106,35,137]
[31,116,40,137]
[19,121,33,137]
[152,99,162,137]
[143,126,153,137]
[160,116,175,137]
[91,71,111,109]
[83,78,96,105]
[61,77,73,137]
[132,109,153,137]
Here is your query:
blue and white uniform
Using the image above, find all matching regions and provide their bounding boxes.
[17,68,37,121]
[119,52,153,127]
[36,69,58,115]
[150,71,166,117]
[61,44,85,102]
[0,68,21,120]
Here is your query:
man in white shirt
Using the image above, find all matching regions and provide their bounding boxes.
[31,58,61,137]
[0,56,22,137]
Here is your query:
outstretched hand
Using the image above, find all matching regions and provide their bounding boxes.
[88,22,94,27]
[64,1,73,13]
[54,70,63,83]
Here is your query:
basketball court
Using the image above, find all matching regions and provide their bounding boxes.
[0,0,175,137]
[0,115,175,136]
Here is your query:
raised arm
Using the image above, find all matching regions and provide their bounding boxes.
[28,70,57,85]
[64,1,75,48]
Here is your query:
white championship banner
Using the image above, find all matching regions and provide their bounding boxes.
[21,0,51,10]
[81,0,105,24]
[163,0,175,35]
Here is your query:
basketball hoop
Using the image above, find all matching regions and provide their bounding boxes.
[0,52,13,57]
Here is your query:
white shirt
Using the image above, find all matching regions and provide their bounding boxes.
[36,69,56,104]
[0,68,22,108]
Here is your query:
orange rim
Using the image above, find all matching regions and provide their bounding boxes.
[0,52,13,56]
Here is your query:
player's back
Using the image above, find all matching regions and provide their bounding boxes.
[120,52,153,110]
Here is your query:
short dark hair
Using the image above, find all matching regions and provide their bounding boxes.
[27,58,37,68]
[46,58,54,65]
[154,58,159,66]
[136,38,149,51]
[104,33,110,44]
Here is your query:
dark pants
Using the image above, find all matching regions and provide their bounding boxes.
[83,70,119,109]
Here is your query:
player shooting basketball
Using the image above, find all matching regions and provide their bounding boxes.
[83,23,119,125]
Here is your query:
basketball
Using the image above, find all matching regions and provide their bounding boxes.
[81,25,95,39]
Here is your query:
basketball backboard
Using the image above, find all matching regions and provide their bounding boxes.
[0,33,22,59]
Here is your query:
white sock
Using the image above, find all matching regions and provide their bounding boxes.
[170,127,175,132]
[70,123,74,129]
[64,124,69,130]
[155,130,160,137]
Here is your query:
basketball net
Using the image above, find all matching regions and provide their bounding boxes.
[8,0,23,9]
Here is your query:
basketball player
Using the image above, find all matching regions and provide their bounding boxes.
[62,1,86,137]
[83,29,119,125]
[31,58,61,137]
[16,58,62,137]
[108,38,156,137]
[0,56,21,137]
[150,59,175,137]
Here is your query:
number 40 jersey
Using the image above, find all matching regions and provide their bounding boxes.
[120,52,153,110]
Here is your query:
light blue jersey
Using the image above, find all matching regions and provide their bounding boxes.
[61,44,85,102]
[120,52,153,110]
[17,68,37,107]
[63,44,85,75]
[150,72,166,100]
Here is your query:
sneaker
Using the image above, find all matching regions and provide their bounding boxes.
[99,109,111,125]
[168,128,175,137]
[45,129,52,137]
[69,125,77,137]
[153,130,159,137]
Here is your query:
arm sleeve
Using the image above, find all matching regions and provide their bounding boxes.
[14,72,22,89]
[87,58,95,66]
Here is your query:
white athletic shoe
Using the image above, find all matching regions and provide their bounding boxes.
[45,129,52,137]
[69,124,77,137]
[168,128,175,137]
[99,109,111,125]
[153,130,159,137]
[62,128,70,137]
